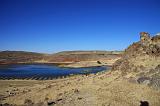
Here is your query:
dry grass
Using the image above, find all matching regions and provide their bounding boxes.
[0,70,160,106]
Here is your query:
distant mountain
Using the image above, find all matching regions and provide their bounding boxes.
[47,51,122,62]
[0,51,46,64]
[54,50,123,55]
[0,50,122,65]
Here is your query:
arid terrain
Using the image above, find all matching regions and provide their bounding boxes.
[0,51,122,67]
[0,32,160,106]
[0,70,159,106]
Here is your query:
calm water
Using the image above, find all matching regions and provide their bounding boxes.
[0,64,109,80]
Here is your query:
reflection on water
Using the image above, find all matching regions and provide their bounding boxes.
[0,64,109,80]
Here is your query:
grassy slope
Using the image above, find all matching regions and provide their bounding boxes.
[0,70,159,106]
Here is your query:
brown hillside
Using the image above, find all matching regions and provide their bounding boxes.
[0,51,46,64]
[112,32,160,89]
[47,51,122,62]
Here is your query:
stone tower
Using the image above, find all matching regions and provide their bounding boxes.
[140,32,151,46]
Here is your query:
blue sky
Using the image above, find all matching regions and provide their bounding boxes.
[0,0,160,53]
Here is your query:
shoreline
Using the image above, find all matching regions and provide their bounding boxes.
[0,64,109,80]
[0,61,113,68]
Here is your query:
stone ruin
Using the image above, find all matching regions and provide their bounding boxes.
[140,32,151,46]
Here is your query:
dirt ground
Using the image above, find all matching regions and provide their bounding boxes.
[0,70,160,106]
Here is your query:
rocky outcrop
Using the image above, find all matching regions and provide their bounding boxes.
[112,32,160,89]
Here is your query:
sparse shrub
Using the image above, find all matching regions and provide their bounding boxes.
[97,61,101,64]
[0,103,13,106]
[24,99,34,105]
[47,101,56,106]
[137,77,151,84]
[74,89,79,93]
[140,101,149,106]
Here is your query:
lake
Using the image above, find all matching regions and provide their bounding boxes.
[0,64,109,80]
